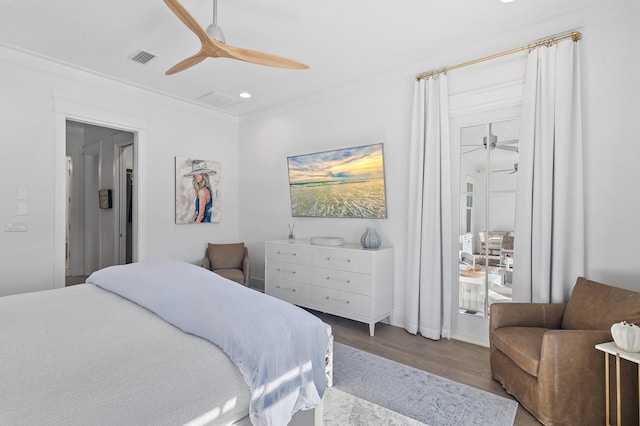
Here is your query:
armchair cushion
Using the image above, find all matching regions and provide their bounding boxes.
[207,243,245,270]
[561,277,640,330]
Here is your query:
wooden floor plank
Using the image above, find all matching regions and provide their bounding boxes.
[312,310,541,426]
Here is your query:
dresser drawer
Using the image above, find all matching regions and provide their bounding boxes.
[312,287,371,318]
[311,248,371,273]
[267,278,312,306]
[311,267,371,296]
[267,244,312,265]
[267,261,311,283]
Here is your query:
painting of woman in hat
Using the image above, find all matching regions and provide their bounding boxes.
[175,157,221,224]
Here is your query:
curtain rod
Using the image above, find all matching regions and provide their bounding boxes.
[415,31,582,81]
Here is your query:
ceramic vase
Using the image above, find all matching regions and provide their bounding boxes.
[360,227,381,250]
[611,321,640,352]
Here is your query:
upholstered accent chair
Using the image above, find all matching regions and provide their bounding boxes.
[490,277,640,425]
[202,242,250,287]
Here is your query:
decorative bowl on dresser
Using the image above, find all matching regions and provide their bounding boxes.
[265,239,394,336]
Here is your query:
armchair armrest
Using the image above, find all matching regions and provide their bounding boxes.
[242,249,250,286]
[202,248,212,270]
[490,302,567,331]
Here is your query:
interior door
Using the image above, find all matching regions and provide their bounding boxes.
[117,143,134,264]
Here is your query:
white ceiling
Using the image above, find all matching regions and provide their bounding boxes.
[0,0,629,116]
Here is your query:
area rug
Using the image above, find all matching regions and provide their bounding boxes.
[324,387,425,425]
[332,342,518,426]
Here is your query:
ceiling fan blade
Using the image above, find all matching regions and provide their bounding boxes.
[165,51,208,75]
[163,0,210,44]
[222,44,309,69]
[496,145,518,152]
[461,146,484,154]
[500,139,519,145]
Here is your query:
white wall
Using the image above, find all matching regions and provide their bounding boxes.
[580,12,640,291]
[0,46,241,296]
[239,78,412,321]
[239,7,640,328]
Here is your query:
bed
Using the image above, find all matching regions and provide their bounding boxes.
[0,261,332,426]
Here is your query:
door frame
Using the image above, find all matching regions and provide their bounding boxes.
[450,105,521,346]
[114,141,134,265]
[54,99,147,288]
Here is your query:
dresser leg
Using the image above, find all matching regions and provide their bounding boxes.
[369,323,375,337]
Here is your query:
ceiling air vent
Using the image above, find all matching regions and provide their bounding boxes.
[130,50,157,65]
[196,91,242,108]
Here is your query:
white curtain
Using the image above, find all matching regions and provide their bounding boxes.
[513,39,584,303]
[405,75,453,339]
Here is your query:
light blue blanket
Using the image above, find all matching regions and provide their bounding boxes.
[87,261,330,426]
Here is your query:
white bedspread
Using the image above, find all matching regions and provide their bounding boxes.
[87,260,330,426]
[0,284,251,425]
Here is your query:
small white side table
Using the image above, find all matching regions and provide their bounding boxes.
[595,341,640,426]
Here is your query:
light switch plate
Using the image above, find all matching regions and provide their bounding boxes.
[4,221,28,232]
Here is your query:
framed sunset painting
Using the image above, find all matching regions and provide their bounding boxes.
[287,143,387,218]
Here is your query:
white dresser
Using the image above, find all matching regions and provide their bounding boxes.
[265,239,393,336]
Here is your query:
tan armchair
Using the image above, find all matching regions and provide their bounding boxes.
[202,242,250,287]
[490,277,640,425]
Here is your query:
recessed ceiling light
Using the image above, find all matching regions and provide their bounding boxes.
[239,92,252,99]
[499,0,515,3]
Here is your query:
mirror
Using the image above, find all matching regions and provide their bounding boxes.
[458,118,519,317]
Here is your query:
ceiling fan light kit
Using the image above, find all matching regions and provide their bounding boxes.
[162,0,309,75]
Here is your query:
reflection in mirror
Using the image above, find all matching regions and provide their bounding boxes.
[458,119,519,317]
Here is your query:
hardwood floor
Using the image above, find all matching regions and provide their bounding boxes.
[312,310,541,426]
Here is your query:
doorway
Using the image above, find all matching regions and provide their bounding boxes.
[65,120,136,285]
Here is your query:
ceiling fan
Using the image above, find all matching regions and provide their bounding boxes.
[162,0,309,75]
[462,134,519,154]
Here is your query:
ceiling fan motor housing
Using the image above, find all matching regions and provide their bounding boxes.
[483,134,498,148]
[206,24,225,43]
